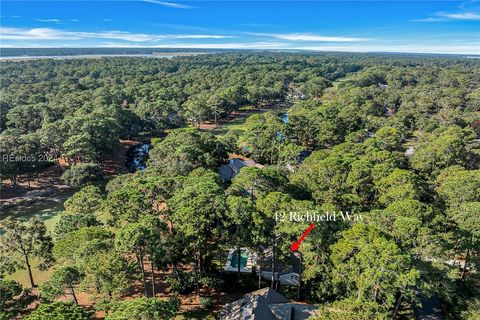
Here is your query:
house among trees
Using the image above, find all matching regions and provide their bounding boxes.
[218,287,318,320]
[224,248,301,287]
[218,157,264,182]
[257,252,302,287]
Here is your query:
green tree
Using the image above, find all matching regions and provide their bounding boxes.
[410,126,478,178]
[24,302,91,320]
[61,163,103,187]
[80,251,134,300]
[115,223,151,297]
[331,224,419,313]
[0,218,54,288]
[226,195,256,281]
[229,166,289,200]
[40,266,83,304]
[447,202,480,281]
[315,298,388,320]
[148,129,227,176]
[287,101,319,150]
[0,279,31,320]
[435,166,480,207]
[105,297,178,320]
[53,226,113,264]
[375,168,426,205]
[240,112,285,164]
[169,168,227,294]
[54,186,103,239]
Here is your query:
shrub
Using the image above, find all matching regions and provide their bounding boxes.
[62,163,103,187]
[166,270,196,294]
[199,275,223,290]
[24,302,91,320]
[105,298,178,320]
[200,296,212,310]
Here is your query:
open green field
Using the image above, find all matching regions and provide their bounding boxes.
[211,106,290,137]
[211,116,250,136]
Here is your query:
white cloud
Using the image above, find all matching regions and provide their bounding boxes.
[411,17,447,22]
[0,27,234,42]
[97,41,286,49]
[414,11,480,22]
[0,28,74,40]
[172,34,235,39]
[249,32,368,42]
[438,12,480,20]
[142,0,192,9]
[35,19,61,23]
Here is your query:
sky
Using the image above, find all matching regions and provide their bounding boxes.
[1,0,479,54]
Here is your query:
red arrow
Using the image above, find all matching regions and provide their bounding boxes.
[290,223,315,252]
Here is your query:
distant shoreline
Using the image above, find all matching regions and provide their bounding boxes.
[0,52,208,61]
[0,48,478,60]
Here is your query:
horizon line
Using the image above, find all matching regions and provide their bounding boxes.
[1,47,479,56]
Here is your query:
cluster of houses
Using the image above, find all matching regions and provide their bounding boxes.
[215,114,444,320]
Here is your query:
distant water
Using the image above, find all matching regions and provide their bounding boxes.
[125,143,150,173]
[0,54,179,61]
[279,112,289,124]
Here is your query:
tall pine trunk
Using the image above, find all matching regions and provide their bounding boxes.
[461,235,474,282]
[70,286,78,305]
[24,254,35,288]
[271,235,276,289]
[237,226,241,282]
[151,260,156,297]
[137,252,149,297]
[194,257,201,296]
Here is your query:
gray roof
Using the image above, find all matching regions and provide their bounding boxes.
[218,158,263,182]
[217,294,276,320]
[270,303,318,320]
[218,288,318,320]
[246,288,289,304]
[218,158,249,182]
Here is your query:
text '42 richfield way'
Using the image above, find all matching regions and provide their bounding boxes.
[275,211,365,223]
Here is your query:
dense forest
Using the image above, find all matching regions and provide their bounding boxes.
[0,52,479,319]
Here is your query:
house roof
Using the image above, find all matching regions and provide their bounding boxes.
[218,288,318,320]
[270,303,318,320]
[246,288,289,304]
[218,294,277,320]
[218,157,263,182]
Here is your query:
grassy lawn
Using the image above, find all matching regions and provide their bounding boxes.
[211,116,249,136]
[211,105,290,137]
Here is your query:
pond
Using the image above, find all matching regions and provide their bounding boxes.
[279,112,289,124]
[125,142,151,172]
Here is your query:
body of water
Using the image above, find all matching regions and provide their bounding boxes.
[279,112,289,124]
[125,142,151,172]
